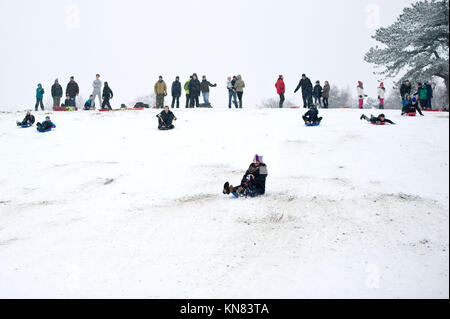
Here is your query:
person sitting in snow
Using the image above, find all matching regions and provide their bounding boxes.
[16,111,35,127]
[302,106,322,124]
[62,94,71,107]
[223,155,268,198]
[84,95,96,110]
[37,116,56,132]
[157,106,177,130]
[360,113,395,125]
[401,95,424,116]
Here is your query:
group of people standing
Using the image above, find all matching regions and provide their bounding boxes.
[156,74,245,109]
[35,75,114,111]
[275,74,331,109]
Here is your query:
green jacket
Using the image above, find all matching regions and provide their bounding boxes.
[419,87,428,100]
[184,80,191,94]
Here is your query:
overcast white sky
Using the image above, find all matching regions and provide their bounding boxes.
[0,0,417,110]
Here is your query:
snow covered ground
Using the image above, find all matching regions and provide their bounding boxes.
[0,107,448,299]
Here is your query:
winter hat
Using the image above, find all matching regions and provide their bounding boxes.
[302,74,306,77]
[253,154,264,163]
[412,97,417,102]
[380,82,384,87]
[358,81,363,86]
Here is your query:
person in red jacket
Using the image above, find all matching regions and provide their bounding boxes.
[275,75,286,108]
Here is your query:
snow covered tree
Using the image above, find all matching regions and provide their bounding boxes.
[328,86,353,108]
[365,0,449,102]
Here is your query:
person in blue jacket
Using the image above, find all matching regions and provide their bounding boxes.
[37,116,56,132]
[35,84,45,111]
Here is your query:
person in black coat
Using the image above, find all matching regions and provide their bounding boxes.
[188,73,201,108]
[360,113,395,125]
[101,82,114,110]
[402,96,424,116]
[302,106,322,124]
[51,79,63,107]
[66,76,79,107]
[313,81,323,107]
[400,80,412,101]
[426,81,433,109]
[171,76,182,109]
[16,111,35,126]
[294,74,313,108]
[157,106,177,130]
[223,155,268,198]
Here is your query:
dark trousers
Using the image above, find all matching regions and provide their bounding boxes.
[302,93,313,108]
[171,96,180,108]
[279,93,285,108]
[426,97,432,109]
[419,99,427,109]
[35,98,44,111]
[68,96,76,107]
[158,118,174,129]
[190,94,199,108]
[323,97,329,108]
[185,94,190,108]
[102,97,112,110]
[237,92,243,108]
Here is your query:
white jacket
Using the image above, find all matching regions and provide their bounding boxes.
[377,87,386,99]
[357,87,365,98]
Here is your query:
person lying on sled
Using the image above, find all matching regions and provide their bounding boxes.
[157,106,177,130]
[223,154,268,198]
[302,105,322,124]
[37,116,56,132]
[360,113,395,125]
[401,95,424,116]
[16,111,35,126]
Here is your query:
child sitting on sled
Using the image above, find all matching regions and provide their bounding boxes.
[223,155,268,198]
[401,96,424,116]
[302,105,322,124]
[37,116,56,132]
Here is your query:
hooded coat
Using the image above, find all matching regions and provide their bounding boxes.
[241,163,268,193]
[275,78,285,94]
[188,74,201,96]
[234,75,245,92]
[322,83,330,99]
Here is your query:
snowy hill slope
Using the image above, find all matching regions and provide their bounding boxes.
[0,108,448,298]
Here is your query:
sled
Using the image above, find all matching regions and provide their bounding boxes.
[423,109,446,112]
[290,106,301,109]
[127,107,145,111]
[404,112,417,117]
[198,103,213,108]
[370,122,386,126]
[53,106,77,111]
[20,124,32,128]
[305,121,322,127]
[37,128,53,133]
[340,107,352,109]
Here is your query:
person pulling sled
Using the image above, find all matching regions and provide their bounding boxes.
[157,106,177,130]
[223,155,268,198]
